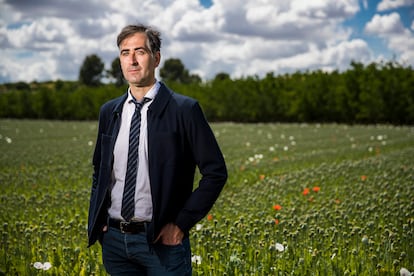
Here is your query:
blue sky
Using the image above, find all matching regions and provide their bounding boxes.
[0,0,413,83]
[200,0,214,8]
[343,0,413,58]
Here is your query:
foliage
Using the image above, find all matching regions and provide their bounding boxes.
[79,54,105,87]
[160,58,201,84]
[0,120,413,275]
[107,57,125,87]
[0,82,126,120]
[0,61,413,124]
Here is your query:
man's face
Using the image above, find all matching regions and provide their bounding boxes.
[119,32,160,88]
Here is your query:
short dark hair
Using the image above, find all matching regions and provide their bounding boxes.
[117,24,161,54]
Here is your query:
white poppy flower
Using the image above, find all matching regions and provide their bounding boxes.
[275,242,285,252]
[400,268,413,276]
[191,255,202,264]
[33,262,52,270]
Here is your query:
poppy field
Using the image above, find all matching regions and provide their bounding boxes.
[0,119,413,275]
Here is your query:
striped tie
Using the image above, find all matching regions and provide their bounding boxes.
[121,97,151,221]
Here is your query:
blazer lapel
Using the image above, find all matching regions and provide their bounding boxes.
[109,93,128,153]
[148,82,172,118]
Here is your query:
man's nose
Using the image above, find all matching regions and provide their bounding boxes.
[130,53,138,65]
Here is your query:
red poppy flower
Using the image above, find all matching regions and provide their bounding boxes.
[302,188,310,196]
[207,214,213,221]
[312,186,320,192]
[273,204,282,211]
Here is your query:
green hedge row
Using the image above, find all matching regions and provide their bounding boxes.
[0,61,413,124]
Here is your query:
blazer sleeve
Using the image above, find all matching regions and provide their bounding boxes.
[174,101,227,232]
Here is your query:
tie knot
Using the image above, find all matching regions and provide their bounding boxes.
[130,97,151,110]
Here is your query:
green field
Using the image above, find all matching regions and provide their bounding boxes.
[1,119,413,275]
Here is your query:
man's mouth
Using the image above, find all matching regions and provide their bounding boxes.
[128,67,140,72]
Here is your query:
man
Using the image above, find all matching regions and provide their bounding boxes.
[87,24,227,275]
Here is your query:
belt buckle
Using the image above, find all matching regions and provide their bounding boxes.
[120,221,130,233]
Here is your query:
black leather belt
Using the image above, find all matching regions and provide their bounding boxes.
[108,218,147,234]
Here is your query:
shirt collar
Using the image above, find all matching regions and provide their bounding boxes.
[127,80,160,103]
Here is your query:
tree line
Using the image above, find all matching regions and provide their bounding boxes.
[0,56,413,124]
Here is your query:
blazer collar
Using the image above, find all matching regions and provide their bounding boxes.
[112,93,128,117]
[111,82,172,118]
[147,82,172,118]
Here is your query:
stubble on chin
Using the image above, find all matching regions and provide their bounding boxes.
[129,78,145,88]
[126,74,142,86]
[128,76,154,88]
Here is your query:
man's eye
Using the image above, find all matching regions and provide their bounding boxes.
[135,49,146,55]
[121,51,129,56]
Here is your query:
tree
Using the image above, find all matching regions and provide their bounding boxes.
[79,54,105,86]
[214,72,231,81]
[188,73,202,84]
[160,58,186,83]
[108,57,125,87]
[160,58,201,84]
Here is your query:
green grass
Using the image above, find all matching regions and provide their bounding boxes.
[1,120,413,275]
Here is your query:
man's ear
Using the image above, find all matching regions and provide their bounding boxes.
[154,51,161,67]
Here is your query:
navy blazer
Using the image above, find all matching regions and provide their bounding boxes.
[88,82,227,246]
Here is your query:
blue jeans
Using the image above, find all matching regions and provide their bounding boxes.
[101,227,192,276]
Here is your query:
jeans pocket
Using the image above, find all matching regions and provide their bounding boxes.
[155,239,191,273]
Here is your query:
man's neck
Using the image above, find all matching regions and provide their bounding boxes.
[129,80,156,100]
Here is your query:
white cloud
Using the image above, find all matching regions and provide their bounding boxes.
[364,12,414,65]
[3,0,111,20]
[365,12,405,35]
[386,29,414,63]
[272,39,371,73]
[377,0,414,11]
[6,18,71,49]
[0,0,21,26]
[170,0,361,79]
[0,0,412,83]
[1,49,57,82]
